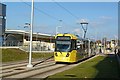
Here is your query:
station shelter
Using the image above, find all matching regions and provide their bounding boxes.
[3,29,55,51]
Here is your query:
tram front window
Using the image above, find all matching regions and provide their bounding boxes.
[56,41,71,52]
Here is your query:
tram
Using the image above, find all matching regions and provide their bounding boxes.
[54,33,96,63]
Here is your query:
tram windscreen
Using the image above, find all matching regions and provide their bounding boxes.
[56,41,71,52]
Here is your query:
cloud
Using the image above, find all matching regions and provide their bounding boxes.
[73,28,82,35]
[90,22,104,27]
[99,16,112,20]
[90,16,113,28]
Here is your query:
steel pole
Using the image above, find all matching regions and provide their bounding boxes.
[88,39,91,57]
[56,27,58,35]
[27,0,34,68]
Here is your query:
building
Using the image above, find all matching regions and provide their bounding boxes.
[0,3,55,51]
[3,29,55,51]
[0,3,6,46]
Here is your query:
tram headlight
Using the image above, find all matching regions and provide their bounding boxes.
[66,52,69,57]
[55,53,58,57]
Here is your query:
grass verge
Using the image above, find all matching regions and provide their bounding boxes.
[1,48,53,62]
[47,54,120,79]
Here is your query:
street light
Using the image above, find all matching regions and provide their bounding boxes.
[80,19,88,39]
[24,23,30,28]
[36,32,39,41]
[114,35,118,47]
[88,38,91,57]
[27,0,34,68]
[24,23,30,41]
[56,20,62,35]
[56,26,62,35]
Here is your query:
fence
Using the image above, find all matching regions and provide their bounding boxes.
[19,44,52,52]
[0,41,22,47]
[0,41,55,52]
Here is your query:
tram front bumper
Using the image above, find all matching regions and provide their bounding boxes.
[54,57,75,63]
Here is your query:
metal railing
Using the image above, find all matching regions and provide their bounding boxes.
[19,45,52,52]
[0,41,22,47]
[0,41,54,52]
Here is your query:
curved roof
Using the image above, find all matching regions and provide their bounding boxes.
[5,29,54,39]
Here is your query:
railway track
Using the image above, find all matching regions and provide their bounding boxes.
[1,58,55,78]
[1,55,97,79]
[1,58,76,79]
[1,58,54,70]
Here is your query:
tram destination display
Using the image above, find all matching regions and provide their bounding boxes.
[56,36,70,40]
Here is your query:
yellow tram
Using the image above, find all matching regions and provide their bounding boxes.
[54,33,96,63]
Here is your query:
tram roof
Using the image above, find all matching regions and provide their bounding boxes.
[55,33,84,40]
[55,33,96,42]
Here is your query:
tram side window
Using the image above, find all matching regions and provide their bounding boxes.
[71,40,76,50]
[80,44,83,49]
[76,40,82,49]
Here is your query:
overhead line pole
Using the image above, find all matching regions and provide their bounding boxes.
[80,22,88,39]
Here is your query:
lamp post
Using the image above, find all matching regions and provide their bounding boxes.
[36,32,39,50]
[80,19,88,39]
[36,32,39,41]
[56,20,62,35]
[88,38,91,57]
[27,0,34,68]
[24,23,30,41]
[56,26,62,35]
[114,35,118,48]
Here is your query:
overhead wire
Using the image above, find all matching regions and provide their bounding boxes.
[19,0,78,34]
[20,0,60,21]
[52,0,81,31]
[52,0,79,20]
